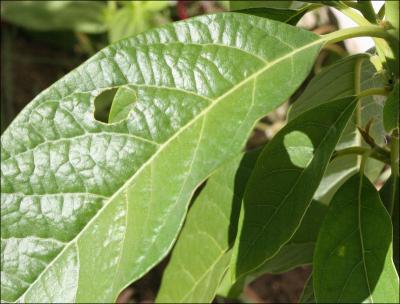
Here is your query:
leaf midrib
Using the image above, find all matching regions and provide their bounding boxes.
[17,37,323,301]
[236,98,356,279]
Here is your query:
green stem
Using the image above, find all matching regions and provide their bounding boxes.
[391,130,399,177]
[389,130,399,216]
[333,2,395,80]
[354,56,363,166]
[357,87,389,98]
[322,25,391,45]
[332,147,391,165]
[385,0,399,78]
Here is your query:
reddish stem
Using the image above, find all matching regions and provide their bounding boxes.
[177,0,188,20]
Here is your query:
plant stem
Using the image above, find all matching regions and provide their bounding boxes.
[389,130,399,216]
[332,1,395,80]
[354,56,363,166]
[332,147,391,164]
[322,25,391,45]
[357,87,389,98]
[385,0,399,78]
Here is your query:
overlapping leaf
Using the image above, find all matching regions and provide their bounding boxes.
[314,173,399,303]
[217,199,327,299]
[231,96,357,280]
[156,150,259,303]
[229,0,318,25]
[0,13,322,302]
[289,54,386,204]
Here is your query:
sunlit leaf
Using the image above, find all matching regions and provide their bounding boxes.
[0,13,322,302]
[156,150,259,303]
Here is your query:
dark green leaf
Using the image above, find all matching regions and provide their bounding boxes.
[218,199,327,298]
[229,1,317,25]
[289,54,386,204]
[314,173,399,303]
[0,13,322,302]
[231,96,357,280]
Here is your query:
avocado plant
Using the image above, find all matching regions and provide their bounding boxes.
[1,1,398,303]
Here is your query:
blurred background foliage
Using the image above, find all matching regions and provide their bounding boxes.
[0,1,351,302]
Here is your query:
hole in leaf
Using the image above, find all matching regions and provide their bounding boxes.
[94,86,137,123]
[283,131,314,168]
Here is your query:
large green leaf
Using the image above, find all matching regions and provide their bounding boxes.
[314,173,399,303]
[289,54,386,204]
[0,13,322,302]
[0,1,107,33]
[230,96,357,280]
[156,150,259,303]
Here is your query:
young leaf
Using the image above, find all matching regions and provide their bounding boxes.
[231,96,357,280]
[156,150,260,303]
[314,173,399,303]
[0,1,107,33]
[0,13,322,302]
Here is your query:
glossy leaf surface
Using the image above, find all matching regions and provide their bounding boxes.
[314,173,399,303]
[0,13,322,302]
[231,96,357,280]
[156,151,259,303]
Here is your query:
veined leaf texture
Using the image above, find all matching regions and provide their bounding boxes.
[0,13,322,302]
[231,96,357,280]
[314,173,399,303]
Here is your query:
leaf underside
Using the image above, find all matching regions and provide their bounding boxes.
[0,13,321,302]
